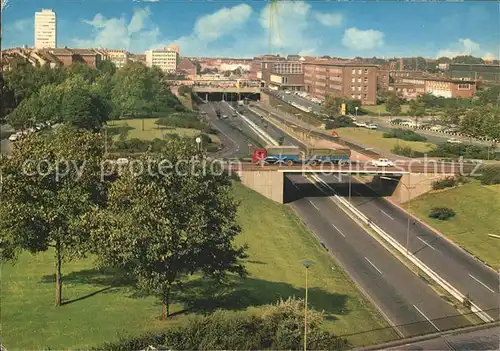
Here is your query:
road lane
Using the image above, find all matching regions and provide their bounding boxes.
[319,173,499,320]
[288,174,471,337]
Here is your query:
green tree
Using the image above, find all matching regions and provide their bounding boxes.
[118,122,130,142]
[60,83,108,130]
[460,108,484,139]
[97,60,117,76]
[321,95,342,117]
[452,55,484,64]
[385,94,403,116]
[0,126,106,306]
[35,84,63,124]
[90,139,247,319]
[408,100,426,126]
[66,62,99,83]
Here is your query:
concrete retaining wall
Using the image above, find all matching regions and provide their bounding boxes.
[239,170,284,203]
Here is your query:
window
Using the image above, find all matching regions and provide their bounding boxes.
[364,86,368,91]
[351,94,356,99]
[352,69,356,74]
[351,85,355,91]
[364,69,368,74]
[357,78,361,83]
[264,63,268,69]
[458,83,470,90]
[363,94,367,99]
[352,77,355,83]
[364,77,368,83]
[357,95,361,100]
[357,69,362,74]
[357,86,361,91]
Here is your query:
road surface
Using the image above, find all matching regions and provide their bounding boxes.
[322,174,499,321]
[288,174,471,338]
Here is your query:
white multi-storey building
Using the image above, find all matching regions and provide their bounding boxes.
[95,49,130,68]
[145,48,178,73]
[34,9,56,49]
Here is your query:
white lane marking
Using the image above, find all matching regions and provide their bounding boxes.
[331,223,346,237]
[308,200,319,211]
[413,305,441,332]
[417,237,436,251]
[365,257,383,275]
[380,209,394,220]
[469,274,495,293]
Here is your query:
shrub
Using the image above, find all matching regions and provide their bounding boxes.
[431,177,457,190]
[478,165,500,185]
[429,207,456,220]
[97,298,348,350]
[429,143,499,160]
[383,128,427,142]
[391,145,425,158]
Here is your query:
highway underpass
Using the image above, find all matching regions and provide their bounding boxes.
[193,90,261,103]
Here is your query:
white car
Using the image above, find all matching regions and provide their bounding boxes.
[354,122,367,127]
[8,134,18,142]
[366,124,378,130]
[447,138,462,144]
[371,158,395,167]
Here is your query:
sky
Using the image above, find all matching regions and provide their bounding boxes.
[2,0,500,59]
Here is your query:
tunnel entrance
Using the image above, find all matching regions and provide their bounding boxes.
[194,92,261,103]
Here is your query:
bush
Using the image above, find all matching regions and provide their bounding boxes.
[429,143,499,160]
[431,177,457,190]
[391,145,425,158]
[429,207,456,220]
[97,298,348,350]
[383,128,427,142]
[324,115,355,129]
[478,165,500,185]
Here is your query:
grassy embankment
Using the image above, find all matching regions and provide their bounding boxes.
[107,118,220,144]
[330,127,434,154]
[406,181,500,268]
[1,182,393,349]
[362,104,410,115]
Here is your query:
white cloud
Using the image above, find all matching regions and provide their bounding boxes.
[437,38,497,59]
[315,12,343,27]
[11,18,32,32]
[73,7,161,52]
[341,27,384,50]
[168,4,253,56]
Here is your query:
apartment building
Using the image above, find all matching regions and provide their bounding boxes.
[94,49,129,68]
[389,77,476,99]
[449,63,500,83]
[303,61,378,105]
[260,59,305,91]
[145,48,179,73]
[34,9,56,49]
[49,48,100,67]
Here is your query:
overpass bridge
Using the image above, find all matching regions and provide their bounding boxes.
[225,162,471,204]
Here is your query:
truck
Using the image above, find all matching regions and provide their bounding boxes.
[238,100,244,106]
[252,146,351,166]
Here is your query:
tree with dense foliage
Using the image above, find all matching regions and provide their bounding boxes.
[96,60,117,76]
[0,126,107,306]
[385,94,404,116]
[451,55,484,65]
[90,138,247,319]
[408,99,426,125]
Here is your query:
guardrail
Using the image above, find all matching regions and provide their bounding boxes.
[309,174,495,324]
[223,102,278,146]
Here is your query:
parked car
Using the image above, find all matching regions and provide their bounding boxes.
[366,124,378,130]
[446,138,462,144]
[371,158,395,167]
[8,134,18,142]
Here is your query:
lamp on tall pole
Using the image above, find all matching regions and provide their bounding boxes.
[299,259,315,351]
[379,176,439,255]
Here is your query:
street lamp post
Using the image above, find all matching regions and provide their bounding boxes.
[355,106,359,118]
[299,259,315,351]
[380,176,439,255]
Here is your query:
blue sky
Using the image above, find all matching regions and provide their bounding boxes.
[3,0,499,59]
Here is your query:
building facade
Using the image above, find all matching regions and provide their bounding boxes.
[260,59,305,91]
[49,48,100,67]
[145,48,179,72]
[389,77,476,99]
[303,62,378,105]
[34,9,56,49]
[448,63,500,84]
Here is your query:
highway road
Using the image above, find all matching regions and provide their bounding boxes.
[321,174,499,321]
[287,174,471,337]
[200,102,259,158]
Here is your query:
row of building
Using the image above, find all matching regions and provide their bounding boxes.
[256,55,495,104]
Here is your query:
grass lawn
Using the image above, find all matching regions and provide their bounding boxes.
[1,182,392,350]
[407,181,500,268]
[332,127,434,154]
[177,94,193,110]
[362,104,410,115]
[107,118,220,144]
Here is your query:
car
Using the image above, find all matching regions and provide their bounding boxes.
[354,122,367,127]
[221,114,228,119]
[447,138,462,144]
[366,124,378,130]
[232,112,237,117]
[371,158,395,167]
[8,134,18,142]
